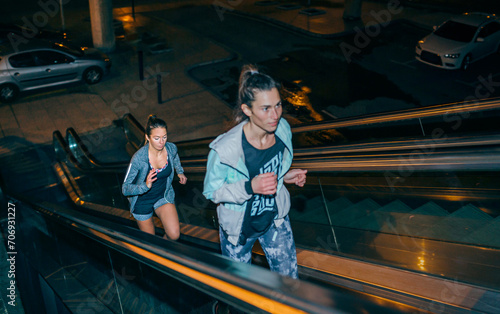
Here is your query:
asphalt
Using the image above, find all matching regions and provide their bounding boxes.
[0,0,456,146]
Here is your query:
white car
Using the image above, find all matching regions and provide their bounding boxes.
[415,13,500,70]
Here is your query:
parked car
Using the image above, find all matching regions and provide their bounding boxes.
[0,23,68,45]
[415,13,500,70]
[0,40,111,102]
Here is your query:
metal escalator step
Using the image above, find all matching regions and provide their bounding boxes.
[425,204,493,242]
[411,202,449,216]
[326,196,353,213]
[349,200,413,231]
[377,199,413,213]
[291,195,328,224]
[388,202,448,237]
[461,216,500,247]
[332,198,381,227]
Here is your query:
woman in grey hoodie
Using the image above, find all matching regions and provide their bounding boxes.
[123,115,187,240]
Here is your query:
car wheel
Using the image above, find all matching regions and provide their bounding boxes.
[461,54,471,71]
[0,84,19,103]
[83,67,103,84]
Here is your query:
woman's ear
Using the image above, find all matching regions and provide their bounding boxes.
[241,104,252,117]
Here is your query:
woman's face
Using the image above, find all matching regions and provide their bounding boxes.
[146,127,167,151]
[243,87,282,133]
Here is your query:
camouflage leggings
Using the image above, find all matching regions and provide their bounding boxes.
[219,215,298,279]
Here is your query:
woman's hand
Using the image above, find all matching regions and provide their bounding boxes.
[178,173,187,185]
[146,169,157,188]
[284,169,307,187]
[251,172,277,195]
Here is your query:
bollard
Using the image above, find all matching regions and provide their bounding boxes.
[138,50,144,81]
[157,74,162,104]
[132,0,136,20]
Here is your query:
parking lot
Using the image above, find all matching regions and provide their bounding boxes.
[354,21,500,106]
[166,5,500,122]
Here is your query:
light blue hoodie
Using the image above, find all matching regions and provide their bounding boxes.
[203,118,293,245]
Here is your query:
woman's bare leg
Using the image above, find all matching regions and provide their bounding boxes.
[136,217,155,235]
[155,203,180,240]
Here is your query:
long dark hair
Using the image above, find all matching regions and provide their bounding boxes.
[144,114,167,145]
[234,64,280,124]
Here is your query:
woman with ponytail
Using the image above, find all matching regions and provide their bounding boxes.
[203,65,307,278]
[123,115,187,240]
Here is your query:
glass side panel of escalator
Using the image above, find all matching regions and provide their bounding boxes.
[284,170,500,290]
[68,164,500,292]
[13,201,229,313]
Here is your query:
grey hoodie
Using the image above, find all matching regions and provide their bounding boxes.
[122,142,184,213]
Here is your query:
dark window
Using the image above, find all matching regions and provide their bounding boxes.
[478,22,500,38]
[33,50,73,66]
[9,52,36,68]
[434,21,478,42]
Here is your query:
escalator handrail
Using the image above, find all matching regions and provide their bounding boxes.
[294,133,500,157]
[178,146,500,173]
[53,130,91,172]
[7,190,400,314]
[291,147,500,172]
[291,97,500,134]
[66,127,129,170]
[58,142,500,174]
[124,97,500,151]
[53,130,126,173]
[61,120,500,174]
[122,113,144,152]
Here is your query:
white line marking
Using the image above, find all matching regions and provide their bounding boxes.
[390,59,416,69]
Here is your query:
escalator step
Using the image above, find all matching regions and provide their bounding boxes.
[332,198,380,226]
[411,202,449,217]
[349,200,412,231]
[387,202,448,237]
[426,204,492,240]
[461,216,500,248]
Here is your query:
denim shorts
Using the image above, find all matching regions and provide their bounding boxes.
[132,211,154,221]
[131,198,171,221]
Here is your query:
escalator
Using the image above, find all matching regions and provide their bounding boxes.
[4,186,404,313]
[48,103,500,313]
[2,97,500,313]
[0,140,414,314]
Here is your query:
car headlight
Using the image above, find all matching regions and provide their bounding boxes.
[444,53,460,58]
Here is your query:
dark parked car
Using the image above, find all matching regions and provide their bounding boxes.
[0,23,68,46]
[0,40,111,102]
